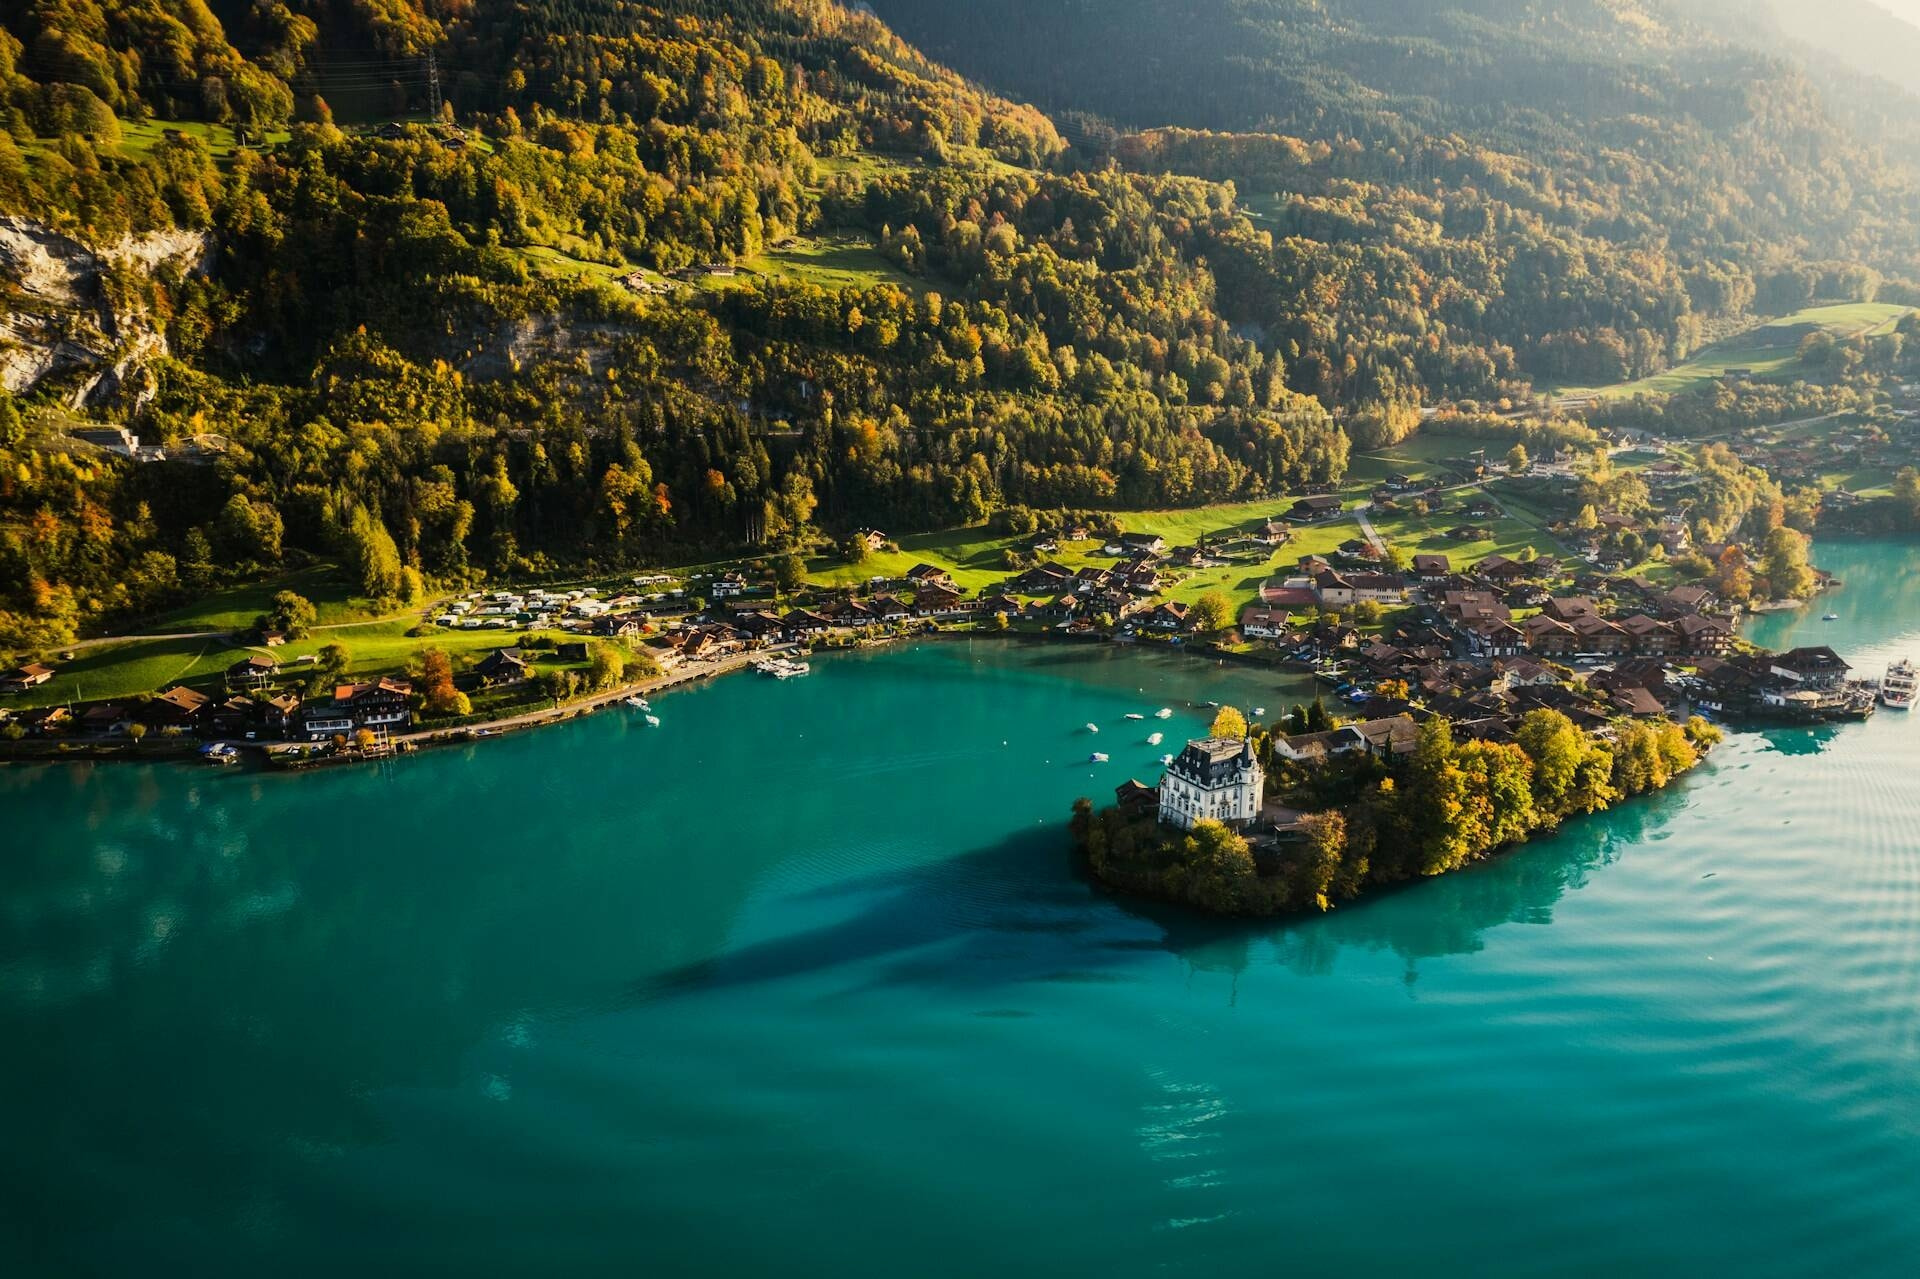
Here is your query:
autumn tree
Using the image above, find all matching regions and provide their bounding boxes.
[1210,705,1249,739]
[1190,591,1233,633]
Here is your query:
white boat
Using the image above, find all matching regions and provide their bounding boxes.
[1147,732,1164,746]
[1823,613,1841,622]
[1086,722,1099,733]
[1124,713,1146,721]
[1159,754,1175,766]
[1089,752,1109,763]
[624,695,650,710]
[644,715,661,727]
[753,656,810,679]
[1253,707,1267,717]
[1881,659,1916,709]
[1154,708,1173,719]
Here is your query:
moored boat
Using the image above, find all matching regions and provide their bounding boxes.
[1154,708,1173,719]
[1147,732,1163,746]
[1089,752,1109,763]
[1881,658,1916,709]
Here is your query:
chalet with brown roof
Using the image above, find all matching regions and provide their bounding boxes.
[1524,614,1579,658]
[1144,601,1191,631]
[1476,555,1533,584]
[781,608,834,636]
[912,585,973,619]
[1239,606,1291,639]
[1675,613,1733,655]
[1273,715,1420,764]
[1440,590,1511,624]
[0,662,55,694]
[150,685,212,725]
[1114,779,1160,817]
[869,595,912,623]
[1542,596,1601,624]
[1465,618,1527,658]
[1411,554,1452,581]
[906,564,956,590]
[475,647,533,686]
[1617,614,1677,656]
[298,678,412,741]
[1286,495,1344,522]
[1314,570,1408,607]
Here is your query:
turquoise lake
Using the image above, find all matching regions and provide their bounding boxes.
[5,541,1920,1275]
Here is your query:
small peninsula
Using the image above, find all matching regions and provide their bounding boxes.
[1074,703,1721,918]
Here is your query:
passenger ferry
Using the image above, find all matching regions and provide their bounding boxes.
[1881,659,1916,710]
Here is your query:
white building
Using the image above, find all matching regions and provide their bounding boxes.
[1158,736,1265,831]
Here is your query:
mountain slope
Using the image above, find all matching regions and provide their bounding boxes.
[865,0,1920,277]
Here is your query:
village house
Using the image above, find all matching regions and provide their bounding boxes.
[297,679,413,742]
[1158,736,1265,831]
[912,585,974,619]
[80,704,134,736]
[1313,570,1408,607]
[1239,606,1291,639]
[1117,532,1167,557]
[1411,554,1452,582]
[0,663,56,694]
[149,685,213,728]
[1010,563,1073,594]
[1476,555,1535,585]
[1143,601,1192,632]
[710,571,749,599]
[906,563,957,591]
[1286,495,1344,522]
[224,655,280,692]
[1271,715,1420,765]
[595,613,646,641]
[475,648,533,686]
[1675,613,1734,655]
[781,608,834,637]
[869,595,913,624]
[1114,779,1161,819]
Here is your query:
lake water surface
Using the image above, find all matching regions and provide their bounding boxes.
[5,543,1920,1276]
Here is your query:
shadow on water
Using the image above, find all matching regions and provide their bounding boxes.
[635,783,1672,1002]
[1756,724,1842,757]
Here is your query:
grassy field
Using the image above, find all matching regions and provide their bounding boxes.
[133,564,382,635]
[511,244,629,284]
[1562,303,1915,399]
[733,234,921,293]
[12,618,576,711]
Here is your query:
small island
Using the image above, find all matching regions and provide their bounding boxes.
[1074,701,1723,919]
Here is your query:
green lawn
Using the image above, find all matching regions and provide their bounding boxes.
[12,618,574,711]
[14,635,255,709]
[1369,505,1547,568]
[1561,303,1915,399]
[133,564,382,635]
[734,234,921,293]
[512,244,628,283]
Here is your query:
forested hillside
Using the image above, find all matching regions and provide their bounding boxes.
[1,0,1918,656]
[871,0,1920,380]
[0,0,1352,651]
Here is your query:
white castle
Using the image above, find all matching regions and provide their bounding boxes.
[1158,735,1264,831]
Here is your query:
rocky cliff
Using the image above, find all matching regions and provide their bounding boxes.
[0,217,210,412]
